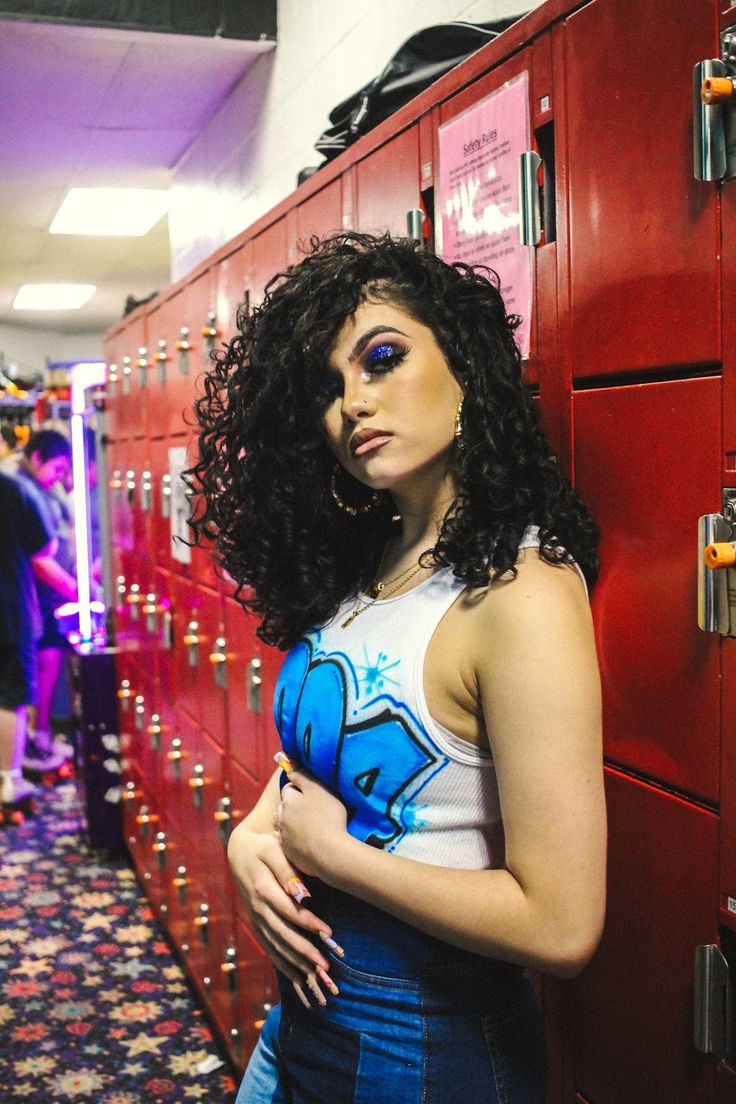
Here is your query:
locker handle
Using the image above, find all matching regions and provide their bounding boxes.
[519,151,542,246]
[694,944,732,1062]
[693,60,728,181]
[136,811,159,825]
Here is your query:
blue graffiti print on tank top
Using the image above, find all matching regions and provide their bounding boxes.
[274,637,448,850]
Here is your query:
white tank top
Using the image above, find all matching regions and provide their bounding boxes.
[274,528,585,870]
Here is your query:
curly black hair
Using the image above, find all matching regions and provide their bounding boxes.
[189,232,598,649]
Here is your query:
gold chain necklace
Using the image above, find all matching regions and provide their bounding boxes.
[341,548,433,629]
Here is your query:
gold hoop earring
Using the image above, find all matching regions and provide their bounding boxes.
[330,463,381,516]
[454,399,465,453]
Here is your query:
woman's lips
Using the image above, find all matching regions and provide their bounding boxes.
[352,434,392,457]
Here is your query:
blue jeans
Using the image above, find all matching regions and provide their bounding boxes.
[236,881,546,1104]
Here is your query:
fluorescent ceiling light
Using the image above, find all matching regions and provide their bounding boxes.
[13,284,96,310]
[50,188,169,236]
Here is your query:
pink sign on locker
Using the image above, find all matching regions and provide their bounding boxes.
[437,73,532,357]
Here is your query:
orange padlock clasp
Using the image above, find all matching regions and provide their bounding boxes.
[703,542,736,569]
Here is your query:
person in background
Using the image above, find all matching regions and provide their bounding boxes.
[14,429,78,771]
[0,469,55,808]
[190,233,606,1104]
[0,423,22,471]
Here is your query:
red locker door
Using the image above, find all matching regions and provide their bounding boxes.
[564,0,719,378]
[223,596,265,780]
[296,177,343,244]
[246,220,288,309]
[197,588,228,748]
[169,577,221,727]
[354,125,420,237]
[216,244,249,349]
[230,759,278,1065]
[111,314,149,440]
[573,377,721,802]
[147,267,218,440]
[570,769,719,1104]
[235,915,278,1070]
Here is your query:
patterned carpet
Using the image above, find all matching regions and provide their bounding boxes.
[0,781,239,1103]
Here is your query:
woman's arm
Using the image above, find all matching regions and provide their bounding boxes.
[227,769,337,990]
[278,556,606,978]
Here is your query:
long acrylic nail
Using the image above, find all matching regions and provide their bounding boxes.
[305,973,327,1006]
[287,876,311,903]
[316,965,339,996]
[319,931,344,957]
[274,752,294,774]
[293,980,311,1009]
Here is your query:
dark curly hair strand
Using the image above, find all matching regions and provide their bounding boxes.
[188,232,598,649]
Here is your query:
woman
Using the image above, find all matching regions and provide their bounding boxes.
[191,233,606,1103]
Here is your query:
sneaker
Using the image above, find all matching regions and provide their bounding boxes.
[22,737,67,774]
[52,734,75,761]
[28,729,74,763]
[0,769,39,805]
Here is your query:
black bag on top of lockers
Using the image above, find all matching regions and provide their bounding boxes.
[313,17,525,163]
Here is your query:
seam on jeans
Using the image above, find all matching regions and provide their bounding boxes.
[481,1013,510,1104]
[420,986,429,1104]
[333,959,421,990]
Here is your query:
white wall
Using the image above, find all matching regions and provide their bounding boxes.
[0,321,104,383]
[169,0,537,279]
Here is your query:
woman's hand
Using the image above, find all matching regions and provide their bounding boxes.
[227,819,342,1006]
[277,768,349,878]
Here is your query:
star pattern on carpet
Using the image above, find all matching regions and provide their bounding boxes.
[0,783,238,1102]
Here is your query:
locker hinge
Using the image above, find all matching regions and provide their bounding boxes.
[693,25,736,181]
[694,944,733,1063]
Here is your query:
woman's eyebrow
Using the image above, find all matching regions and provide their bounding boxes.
[348,326,409,363]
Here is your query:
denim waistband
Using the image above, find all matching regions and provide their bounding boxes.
[307,879,524,992]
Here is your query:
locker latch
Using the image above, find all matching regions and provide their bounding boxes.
[136,346,149,389]
[107,363,119,398]
[147,714,162,752]
[699,488,736,636]
[214,796,232,844]
[221,946,238,992]
[189,763,206,808]
[155,340,168,385]
[209,635,228,688]
[248,657,262,714]
[173,865,189,903]
[176,327,191,376]
[694,25,736,182]
[121,355,132,395]
[694,944,733,1064]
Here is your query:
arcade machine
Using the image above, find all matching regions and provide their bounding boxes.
[58,360,123,851]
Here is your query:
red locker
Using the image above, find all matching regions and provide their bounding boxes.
[216,244,249,347]
[245,220,288,309]
[570,769,719,1104]
[104,310,148,440]
[146,266,218,440]
[354,125,420,237]
[296,177,343,245]
[223,596,269,781]
[573,377,721,801]
[563,0,719,379]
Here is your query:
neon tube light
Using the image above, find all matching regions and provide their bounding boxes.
[70,361,106,643]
